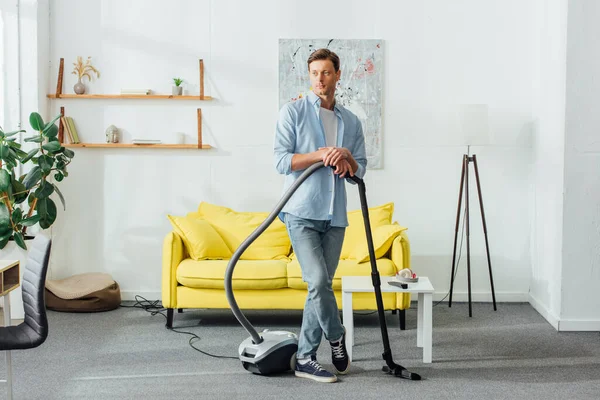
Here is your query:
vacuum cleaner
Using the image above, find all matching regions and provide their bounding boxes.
[225,161,422,380]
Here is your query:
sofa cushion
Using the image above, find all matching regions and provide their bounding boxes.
[177,258,288,290]
[197,202,291,260]
[167,215,232,260]
[348,223,407,262]
[340,202,394,259]
[287,258,397,290]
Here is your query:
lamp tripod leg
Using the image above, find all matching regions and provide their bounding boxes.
[465,156,472,318]
[472,155,497,311]
[449,155,467,308]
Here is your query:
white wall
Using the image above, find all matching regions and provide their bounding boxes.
[528,0,568,329]
[44,0,537,302]
[560,0,600,331]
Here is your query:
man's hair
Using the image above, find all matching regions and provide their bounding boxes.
[307,48,340,72]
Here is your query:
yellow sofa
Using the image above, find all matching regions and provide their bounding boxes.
[162,202,412,328]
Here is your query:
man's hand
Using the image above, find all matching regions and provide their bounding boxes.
[333,159,354,178]
[319,147,351,167]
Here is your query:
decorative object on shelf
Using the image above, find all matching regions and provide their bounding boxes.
[105,125,119,143]
[0,112,75,250]
[120,89,151,95]
[174,132,185,144]
[132,139,161,144]
[172,77,184,95]
[72,56,100,95]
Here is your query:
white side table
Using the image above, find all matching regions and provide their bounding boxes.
[341,275,434,363]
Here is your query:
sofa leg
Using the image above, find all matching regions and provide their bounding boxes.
[399,309,406,331]
[166,308,174,328]
[177,308,183,313]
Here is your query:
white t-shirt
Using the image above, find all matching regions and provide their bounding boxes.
[319,107,338,217]
[320,107,338,147]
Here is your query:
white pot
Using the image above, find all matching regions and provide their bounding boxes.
[0,238,34,320]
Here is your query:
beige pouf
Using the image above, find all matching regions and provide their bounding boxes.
[45,272,121,312]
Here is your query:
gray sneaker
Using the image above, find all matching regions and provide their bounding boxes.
[295,357,337,383]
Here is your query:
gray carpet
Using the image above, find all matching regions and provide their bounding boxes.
[1,302,599,399]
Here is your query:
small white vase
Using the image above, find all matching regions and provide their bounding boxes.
[172,86,182,95]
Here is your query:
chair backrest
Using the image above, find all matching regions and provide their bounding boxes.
[22,234,52,346]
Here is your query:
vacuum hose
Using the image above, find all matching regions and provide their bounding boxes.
[225,161,343,344]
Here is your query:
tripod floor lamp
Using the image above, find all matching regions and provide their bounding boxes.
[448,105,497,317]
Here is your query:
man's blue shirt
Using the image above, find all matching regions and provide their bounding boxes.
[273,91,367,227]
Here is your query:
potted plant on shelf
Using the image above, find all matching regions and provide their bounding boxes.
[0,111,75,251]
[72,56,100,95]
[172,78,184,95]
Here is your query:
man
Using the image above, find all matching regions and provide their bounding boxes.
[273,48,367,383]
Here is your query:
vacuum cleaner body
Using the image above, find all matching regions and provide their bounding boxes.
[238,330,298,375]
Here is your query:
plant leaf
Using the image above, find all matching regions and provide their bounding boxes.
[0,232,11,249]
[21,214,41,227]
[52,183,66,210]
[43,123,59,139]
[3,130,25,137]
[63,148,75,158]
[0,145,8,160]
[11,178,28,204]
[42,141,61,153]
[43,114,62,131]
[21,148,39,164]
[34,180,54,199]
[24,135,44,143]
[37,197,57,229]
[13,231,26,250]
[23,166,42,190]
[38,155,54,173]
[0,202,9,228]
[0,169,10,191]
[11,207,22,224]
[29,112,45,131]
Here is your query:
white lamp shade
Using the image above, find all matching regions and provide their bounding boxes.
[457,104,490,146]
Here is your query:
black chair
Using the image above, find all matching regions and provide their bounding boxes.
[0,235,52,399]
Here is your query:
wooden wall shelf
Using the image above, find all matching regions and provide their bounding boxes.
[48,59,210,150]
[63,143,212,149]
[47,94,213,100]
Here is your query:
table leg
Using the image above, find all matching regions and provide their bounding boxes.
[423,293,432,363]
[342,290,354,361]
[417,293,424,348]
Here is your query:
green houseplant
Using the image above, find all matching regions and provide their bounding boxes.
[172,77,184,95]
[0,112,74,250]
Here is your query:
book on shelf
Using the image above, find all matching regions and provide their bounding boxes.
[132,139,162,144]
[60,116,80,144]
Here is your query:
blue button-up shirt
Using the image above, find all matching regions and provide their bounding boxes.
[273,91,367,227]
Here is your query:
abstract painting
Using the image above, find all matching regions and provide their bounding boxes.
[279,39,383,169]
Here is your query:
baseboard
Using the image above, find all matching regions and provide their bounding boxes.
[434,291,528,303]
[121,291,161,302]
[528,293,559,330]
[557,319,600,331]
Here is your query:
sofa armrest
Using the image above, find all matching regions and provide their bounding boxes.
[162,231,186,308]
[390,230,411,272]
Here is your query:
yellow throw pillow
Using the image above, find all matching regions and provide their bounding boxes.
[340,202,395,259]
[167,215,232,261]
[349,223,408,263]
[197,202,291,260]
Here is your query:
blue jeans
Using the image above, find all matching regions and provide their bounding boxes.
[284,213,346,359]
